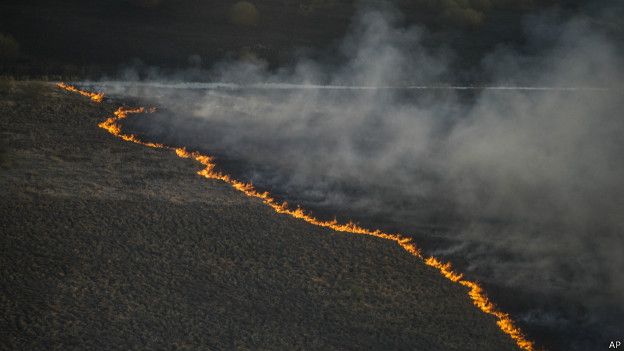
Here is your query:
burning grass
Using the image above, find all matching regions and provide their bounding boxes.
[57,82,537,351]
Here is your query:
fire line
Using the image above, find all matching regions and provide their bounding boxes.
[56,82,538,351]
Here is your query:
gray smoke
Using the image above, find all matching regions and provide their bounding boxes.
[83,3,624,349]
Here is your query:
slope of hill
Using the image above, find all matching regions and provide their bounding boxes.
[0,81,518,349]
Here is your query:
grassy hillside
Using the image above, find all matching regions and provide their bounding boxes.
[0,81,518,349]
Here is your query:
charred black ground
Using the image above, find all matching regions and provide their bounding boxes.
[116,86,623,351]
[0,81,523,349]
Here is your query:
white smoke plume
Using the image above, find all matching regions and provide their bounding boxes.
[80,3,624,349]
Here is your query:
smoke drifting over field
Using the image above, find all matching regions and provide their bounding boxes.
[85,3,623,350]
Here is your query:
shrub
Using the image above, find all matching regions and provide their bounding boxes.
[229,1,259,26]
[0,33,19,63]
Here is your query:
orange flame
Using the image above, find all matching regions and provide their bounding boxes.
[58,83,537,351]
[57,82,105,102]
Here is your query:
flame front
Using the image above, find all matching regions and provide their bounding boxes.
[56,82,104,102]
[57,82,537,351]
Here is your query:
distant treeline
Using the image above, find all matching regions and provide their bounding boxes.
[0,0,611,80]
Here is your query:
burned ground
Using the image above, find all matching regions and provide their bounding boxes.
[0,82,518,349]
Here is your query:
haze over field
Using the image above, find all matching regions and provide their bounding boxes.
[2,0,623,350]
[79,2,624,350]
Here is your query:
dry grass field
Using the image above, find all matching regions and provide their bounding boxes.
[0,81,519,349]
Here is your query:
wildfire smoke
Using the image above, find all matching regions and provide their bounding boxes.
[56,82,537,351]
